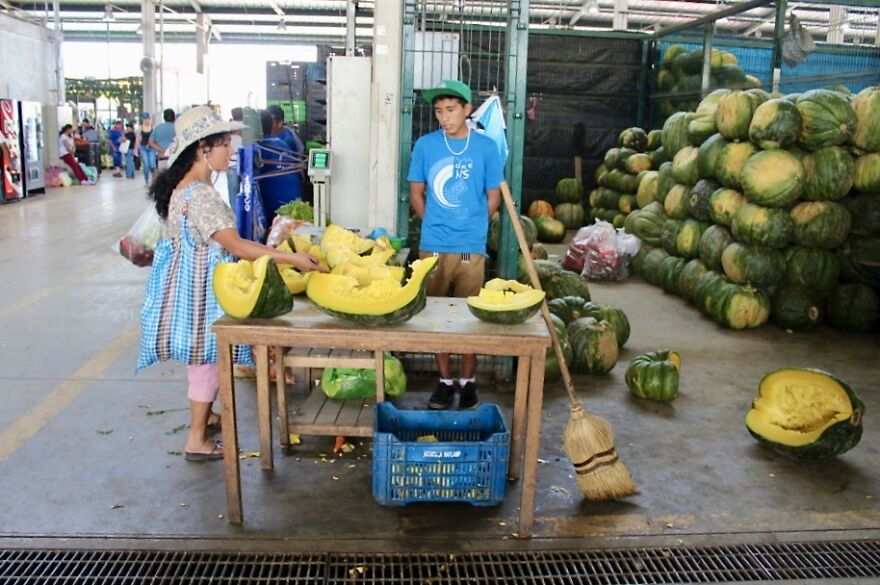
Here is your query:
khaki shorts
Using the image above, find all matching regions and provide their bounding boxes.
[420,251,485,298]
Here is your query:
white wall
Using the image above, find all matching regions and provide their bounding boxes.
[0,14,57,103]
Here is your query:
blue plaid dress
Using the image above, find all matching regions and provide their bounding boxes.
[137,184,253,370]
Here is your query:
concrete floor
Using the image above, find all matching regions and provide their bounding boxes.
[0,177,877,554]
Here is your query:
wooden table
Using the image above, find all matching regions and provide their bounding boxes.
[214,297,550,537]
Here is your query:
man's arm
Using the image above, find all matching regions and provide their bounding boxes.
[409,182,426,219]
[487,187,500,217]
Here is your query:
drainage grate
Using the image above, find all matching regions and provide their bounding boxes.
[0,540,877,584]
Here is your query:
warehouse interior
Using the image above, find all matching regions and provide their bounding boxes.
[0,1,879,583]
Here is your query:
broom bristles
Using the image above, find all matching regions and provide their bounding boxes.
[563,402,639,501]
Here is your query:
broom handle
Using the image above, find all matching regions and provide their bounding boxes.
[499,181,581,409]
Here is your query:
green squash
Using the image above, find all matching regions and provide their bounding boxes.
[213,255,293,319]
[636,171,660,208]
[306,255,437,326]
[648,147,669,171]
[715,91,755,141]
[718,282,771,330]
[567,317,619,375]
[660,218,682,256]
[670,146,700,186]
[631,243,654,276]
[783,246,841,294]
[647,129,663,151]
[687,179,719,222]
[851,86,880,153]
[640,248,670,286]
[555,178,584,203]
[603,148,621,170]
[746,368,864,460]
[740,150,805,208]
[843,194,880,236]
[678,258,710,303]
[676,219,710,260]
[546,295,591,324]
[721,242,786,290]
[853,153,880,194]
[657,255,687,295]
[708,187,746,226]
[825,283,879,333]
[790,201,852,249]
[770,285,823,331]
[716,141,757,189]
[625,350,681,402]
[697,133,728,180]
[731,203,793,249]
[664,184,691,220]
[489,214,536,252]
[837,235,880,288]
[662,111,694,159]
[554,202,585,229]
[698,224,735,272]
[656,162,676,204]
[466,279,545,325]
[624,153,652,174]
[544,314,573,383]
[534,216,567,243]
[619,127,648,152]
[802,146,854,201]
[796,90,857,151]
[630,202,668,246]
[748,98,801,150]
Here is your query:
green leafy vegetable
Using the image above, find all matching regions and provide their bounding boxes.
[276,200,314,222]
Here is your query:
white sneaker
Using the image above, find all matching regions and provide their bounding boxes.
[81,180,94,186]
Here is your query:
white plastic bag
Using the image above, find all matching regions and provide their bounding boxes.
[117,204,165,266]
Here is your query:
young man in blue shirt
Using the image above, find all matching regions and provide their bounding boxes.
[148,108,177,170]
[408,79,504,410]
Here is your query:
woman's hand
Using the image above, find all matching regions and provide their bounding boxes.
[288,252,327,273]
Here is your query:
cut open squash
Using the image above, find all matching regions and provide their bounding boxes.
[213,255,292,319]
[466,279,545,324]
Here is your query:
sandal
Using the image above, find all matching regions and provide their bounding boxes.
[185,441,224,462]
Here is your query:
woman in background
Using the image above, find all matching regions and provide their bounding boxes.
[58,125,92,185]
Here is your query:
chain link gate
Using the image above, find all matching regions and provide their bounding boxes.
[396,0,530,380]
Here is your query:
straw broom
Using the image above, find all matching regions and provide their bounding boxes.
[499,181,637,501]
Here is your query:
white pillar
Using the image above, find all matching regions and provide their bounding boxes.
[367,0,404,231]
[612,0,628,31]
[141,0,157,116]
[827,6,846,45]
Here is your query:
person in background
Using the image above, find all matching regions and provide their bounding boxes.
[407,80,504,410]
[138,105,324,461]
[59,124,93,185]
[138,113,156,186]
[256,109,301,228]
[267,104,305,160]
[226,107,244,209]
[81,119,100,143]
[123,121,137,180]
[149,108,177,172]
[108,119,124,177]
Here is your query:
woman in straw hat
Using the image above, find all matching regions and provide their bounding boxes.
[137,105,324,462]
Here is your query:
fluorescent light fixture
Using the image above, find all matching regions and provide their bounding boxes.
[588,0,600,15]
[277,19,286,32]
[102,3,114,22]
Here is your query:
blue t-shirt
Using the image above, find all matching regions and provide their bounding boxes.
[407,129,504,255]
[256,136,302,225]
[151,122,176,152]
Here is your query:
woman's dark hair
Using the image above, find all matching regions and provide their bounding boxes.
[149,132,228,220]
[60,124,72,135]
[259,109,273,136]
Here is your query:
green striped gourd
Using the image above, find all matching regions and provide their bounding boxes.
[790,201,852,249]
[636,171,660,208]
[625,350,681,403]
[795,90,857,151]
[567,317,619,375]
[716,141,757,189]
[720,242,786,290]
[676,219,710,260]
[851,86,880,153]
[699,225,735,271]
[678,259,710,303]
[715,91,755,141]
[631,202,667,246]
[740,150,805,208]
[748,98,801,150]
[770,285,823,331]
[671,146,700,186]
[543,313,573,383]
[708,187,746,226]
[783,246,841,294]
[658,255,687,295]
[843,194,880,236]
[664,184,691,220]
[802,146,854,201]
[662,111,694,159]
[688,179,719,222]
[853,153,880,193]
[837,235,880,288]
[731,203,793,249]
[697,133,728,180]
[826,283,879,333]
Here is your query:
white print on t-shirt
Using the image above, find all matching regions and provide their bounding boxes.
[430,156,473,212]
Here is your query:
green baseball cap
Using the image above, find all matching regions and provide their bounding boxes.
[422,79,472,104]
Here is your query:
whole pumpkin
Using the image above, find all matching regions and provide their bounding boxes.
[567,317,619,375]
[625,350,681,402]
[527,199,555,220]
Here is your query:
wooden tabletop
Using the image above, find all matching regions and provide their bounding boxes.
[213,297,551,355]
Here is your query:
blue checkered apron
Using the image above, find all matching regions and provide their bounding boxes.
[137,186,253,370]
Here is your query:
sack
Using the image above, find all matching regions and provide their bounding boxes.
[782,14,815,68]
[137,187,253,369]
[320,353,406,400]
[117,205,165,267]
[118,139,130,154]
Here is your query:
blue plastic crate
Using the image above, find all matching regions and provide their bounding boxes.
[372,403,510,506]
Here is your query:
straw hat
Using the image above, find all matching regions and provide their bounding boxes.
[167,105,246,167]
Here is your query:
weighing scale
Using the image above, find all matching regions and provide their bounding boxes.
[307,148,331,227]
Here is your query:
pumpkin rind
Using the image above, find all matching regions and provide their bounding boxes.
[625,350,681,402]
[213,255,292,319]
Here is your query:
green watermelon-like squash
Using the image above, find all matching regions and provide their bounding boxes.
[697,133,728,180]
[555,202,585,229]
[625,350,681,402]
[578,302,630,347]
[567,317,619,375]
[535,216,567,243]
[678,259,709,303]
[544,313,573,383]
[796,90,858,151]
[826,283,879,333]
[632,202,667,246]
[636,171,660,208]
[676,219,710,260]
[625,153,652,174]
[489,214,537,252]
[640,248,670,286]
[708,187,746,226]
[306,255,437,326]
[784,246,841,294]
[721,242,786,290]
[466,279,546,325]
[802,146,854,201]
[213,255,293,319]
[741,150,805,207]
[843,194,880,236]
[748,98,801,149]
[687,112,717,147]
[547,295,590,324]
[664,184,691,220]
[647,129,663,151]
[716,141,757,189]
[790,201,852,249]
[699,224,735,271]
[662,111,694,159]
[719,282,771,330]
[771,285,822,331]
[656,162,676,204]
[837,235,880,288]
[851,86,880,153]
[604,148,621,170]
[525,260,592,301]
[658,255,687,295]
[555,178,584,203]
[619,127,648,152]
[660,219,682,256]
[853,153,880,194]
[671,146,700,186]
[715,91,755,141]
[731,203,793,249]
[746,369,864,460]
[527,200,554,220]
[688,179,719,222]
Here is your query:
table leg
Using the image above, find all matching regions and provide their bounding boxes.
[374,349,385,403]
[218,340,242,524]
[275,345,290,450]
[254,345,273,471]
[517,348,546,539]
[508,355,531,481]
